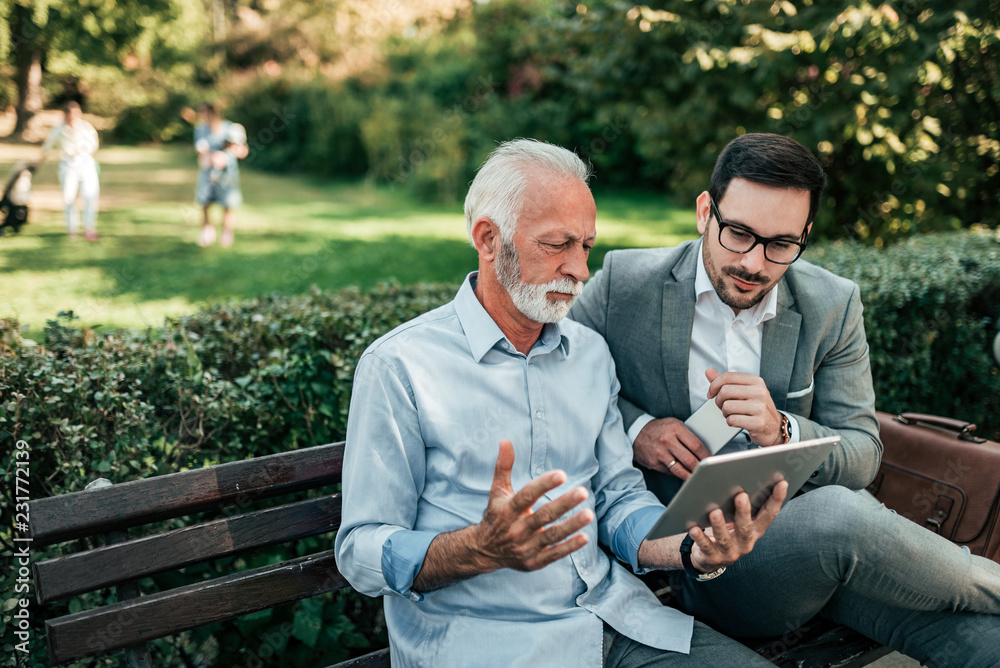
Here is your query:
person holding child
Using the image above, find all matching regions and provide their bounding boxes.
[192,102,248,247]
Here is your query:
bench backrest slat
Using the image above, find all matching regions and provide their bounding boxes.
[30,443,344,546]
[34,494,342,603]
[46,549,346,665]
[323,648,391,668]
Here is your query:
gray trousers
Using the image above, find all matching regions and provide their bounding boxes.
[661,485,1000,668]
[604,621,773,667]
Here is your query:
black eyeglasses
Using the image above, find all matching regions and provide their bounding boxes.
[709,196,808,265]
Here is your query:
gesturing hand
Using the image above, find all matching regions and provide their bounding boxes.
[633,418,712,480]
[474,439,594,572]
[706,369,784,446]
[688,480,789,573]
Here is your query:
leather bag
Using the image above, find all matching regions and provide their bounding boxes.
[868,412,1000,564]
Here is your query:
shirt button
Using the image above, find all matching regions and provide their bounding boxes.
[535,466,544,475]
[535,411,543,419]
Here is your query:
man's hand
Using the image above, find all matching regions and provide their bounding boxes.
[688,480,789,572]
[633,418,712,480]
[413,440,594,592]
[473,439,594,572]
[706,369,784,446]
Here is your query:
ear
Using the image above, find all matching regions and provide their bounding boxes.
[471,216,500,260]
[695,191,712,236]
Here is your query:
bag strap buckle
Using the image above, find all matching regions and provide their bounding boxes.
[924,495,955,535]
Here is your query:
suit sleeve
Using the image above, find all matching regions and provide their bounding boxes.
[570,253,649,433]
[795,284,882,490]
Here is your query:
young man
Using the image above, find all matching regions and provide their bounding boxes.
[335,139,789,667]
[569,132,1000,666]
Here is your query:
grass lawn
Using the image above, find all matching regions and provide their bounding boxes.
[0,142,697,339]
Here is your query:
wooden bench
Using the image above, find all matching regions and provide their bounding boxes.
[28,442,890,667]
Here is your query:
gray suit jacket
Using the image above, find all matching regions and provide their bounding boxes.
[569,240,881,501]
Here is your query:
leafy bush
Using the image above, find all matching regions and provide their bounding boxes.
[3,231,999,665]
[222,73,370,180]
[529,0,1000,243]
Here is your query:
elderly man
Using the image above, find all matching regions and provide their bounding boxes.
[569,132,1000,666]
[335,139,790,667]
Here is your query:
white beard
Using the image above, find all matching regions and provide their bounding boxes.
[495,239,583,323]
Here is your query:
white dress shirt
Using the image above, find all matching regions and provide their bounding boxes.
[627,239,799,451]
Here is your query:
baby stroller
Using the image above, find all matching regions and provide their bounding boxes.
[0,161,35,236]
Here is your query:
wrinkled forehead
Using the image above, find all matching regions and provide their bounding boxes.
[518,173,596,236]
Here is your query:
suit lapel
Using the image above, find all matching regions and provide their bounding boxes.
[760,280,801,411]
[660,244,699,418]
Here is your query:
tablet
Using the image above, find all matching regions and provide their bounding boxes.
[644,435,840,541]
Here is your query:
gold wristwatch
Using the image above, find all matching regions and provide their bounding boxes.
[778,412,792,444]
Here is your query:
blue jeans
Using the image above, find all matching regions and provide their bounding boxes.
[667,486,1000,668]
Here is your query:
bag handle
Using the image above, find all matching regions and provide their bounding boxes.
[894,413,987,443]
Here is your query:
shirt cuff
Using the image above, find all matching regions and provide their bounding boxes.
[612,505,664,573]
[627,413,657,445]
[780,411,801,443]
[381,529,438,602]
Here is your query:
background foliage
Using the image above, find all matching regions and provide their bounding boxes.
[3,230,999,665]
[4,0,997,244]
[224,0,999,245]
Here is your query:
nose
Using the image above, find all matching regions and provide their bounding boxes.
[739,243,767,274]
[563,244,590,283]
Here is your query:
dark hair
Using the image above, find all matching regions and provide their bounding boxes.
[198,102,218,117]
[708,133,827,225]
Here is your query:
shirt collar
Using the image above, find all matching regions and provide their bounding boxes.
[454,272,570,362]
[694,238,778,327]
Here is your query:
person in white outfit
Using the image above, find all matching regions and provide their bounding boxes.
[40,101,101,242]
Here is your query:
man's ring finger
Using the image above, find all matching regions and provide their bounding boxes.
[667,460,677,470]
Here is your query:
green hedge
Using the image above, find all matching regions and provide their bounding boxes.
[810,228,1000,437]
[3,231,999,665]
[0,283,455,667]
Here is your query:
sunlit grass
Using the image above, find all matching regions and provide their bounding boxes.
[0,143,697,338]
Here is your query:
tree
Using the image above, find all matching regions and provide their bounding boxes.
[0,0,181,137]
[521,0,1000,242]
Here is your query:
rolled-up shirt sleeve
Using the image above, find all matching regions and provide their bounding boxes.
[381,530,437,601]
[335,352,435,598]
[612,506,662,572]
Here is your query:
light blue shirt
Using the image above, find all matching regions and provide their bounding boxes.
[335,273,693,667]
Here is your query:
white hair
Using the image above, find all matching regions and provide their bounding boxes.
[464,138,592,246]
